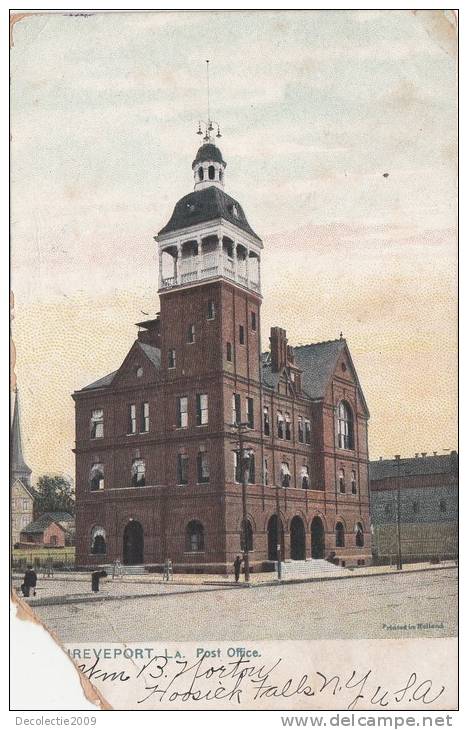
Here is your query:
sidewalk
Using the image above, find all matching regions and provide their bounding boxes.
[12,560,457,608]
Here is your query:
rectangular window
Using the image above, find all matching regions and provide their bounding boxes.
[168,349,176,369]
[246,397,254,428]
[226,342,232,362]
[141,402,149,432]
[234,451,242,483]
[232,393,241,425]
[285,413,291,440]
[298,416,304,443]
[248,453,255,484]
[239,325,245,345]
[207,300,215,320]
[263,406,270,436]
[177,454,189,485]
[177,396,188,428]
[23,499,29,510]
[90,463,104,491]
[90,409,104,439]
[131,459,146,487]
[128,404,137,434]
[196,393,208,425]
[251,311,257,331]
[305,419,311,444]
[277,411,285,439]
[197,451,210,483]
[264,458,269,486]
[187,324,195,343]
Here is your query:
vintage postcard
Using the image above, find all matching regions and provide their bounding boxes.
[10,9,458,713]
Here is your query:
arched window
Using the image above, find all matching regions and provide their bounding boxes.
[339,468,345,493]
[301,465,310,490]
[335,522,345,548]
[219,169,223,183]
[351,469,357,494]
[131,458,146,487]
[90,463,104,491]
[281,462,291,489]
[355,522,364,548]
[337,401,354,450]
[91,526,107,555]
[186,520,204,552]
[198,167,204,181]
[208,165,215,180]
[240,520,253,552]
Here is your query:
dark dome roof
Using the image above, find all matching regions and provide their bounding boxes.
[158,186,261,242]
[192,143,226,169]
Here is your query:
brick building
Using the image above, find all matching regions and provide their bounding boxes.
[73,129,371,572]
[370,452,458,561]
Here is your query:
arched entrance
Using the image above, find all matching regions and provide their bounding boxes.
[311,516,325,559]
[267,515,284,561]
[290,516,306,560]
[123,520,144,565]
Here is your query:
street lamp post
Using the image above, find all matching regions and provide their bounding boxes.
[395,454,403,571]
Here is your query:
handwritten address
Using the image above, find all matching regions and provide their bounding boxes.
[75,653,445,710]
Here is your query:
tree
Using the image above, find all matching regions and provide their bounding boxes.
[35,475,75,516]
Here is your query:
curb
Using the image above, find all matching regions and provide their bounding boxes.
[25,563,456,607]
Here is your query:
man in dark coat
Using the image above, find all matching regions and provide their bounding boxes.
[22,566,37,597]
[233,555,242,583]
[91,570,107,593]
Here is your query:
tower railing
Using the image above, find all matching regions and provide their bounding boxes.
[161,253,260,293]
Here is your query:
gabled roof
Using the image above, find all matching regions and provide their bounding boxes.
[158,186,261,241]
[11,478,37,502]
[262,338,369,416]
[80,341,161,392]
[370,453,458,481]
[293,340,346,400]
[21,512,70,535]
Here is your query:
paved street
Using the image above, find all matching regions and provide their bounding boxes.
[32,567,457,643]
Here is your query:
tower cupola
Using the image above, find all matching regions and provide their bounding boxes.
[192,141,226,191]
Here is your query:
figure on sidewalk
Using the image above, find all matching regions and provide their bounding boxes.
[234,555,242,583]
[21,565,37,597]
[91,569,107,593]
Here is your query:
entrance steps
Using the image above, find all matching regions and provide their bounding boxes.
[277,559,349,579]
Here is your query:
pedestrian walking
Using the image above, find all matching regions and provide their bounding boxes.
[91,569,107,593]
[21,565,37,597]
[234,555,242,583]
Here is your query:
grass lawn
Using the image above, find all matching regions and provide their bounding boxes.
[13,547,75,561]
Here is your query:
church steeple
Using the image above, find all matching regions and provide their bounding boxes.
[11,388,32,487]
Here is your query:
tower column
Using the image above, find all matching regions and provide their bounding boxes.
[196,236,202,282]
[246,248,251,289]
[234,242,238,281]
[175,241,181,284]
[158,248,163,288]
[217,233,223,276]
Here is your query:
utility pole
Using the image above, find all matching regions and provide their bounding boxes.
[395,455,403,571]
[231,421,252,583]
[275,478,282,580]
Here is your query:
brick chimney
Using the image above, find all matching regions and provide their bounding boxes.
[270,327,289,372]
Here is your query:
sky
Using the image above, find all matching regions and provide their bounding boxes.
[10,10,457,481]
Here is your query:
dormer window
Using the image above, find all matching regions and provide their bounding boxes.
[232,204,239,217]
